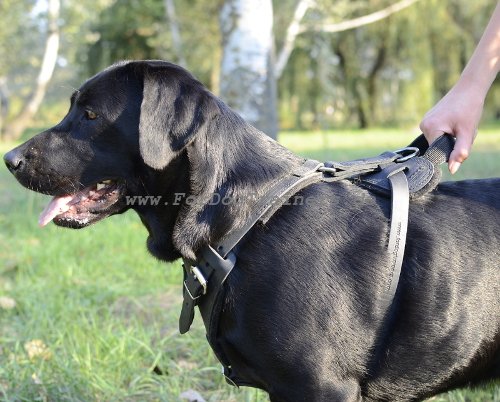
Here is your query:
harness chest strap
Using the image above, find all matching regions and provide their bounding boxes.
[179,158,325,334]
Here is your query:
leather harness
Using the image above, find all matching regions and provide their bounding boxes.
[179,134,454,386]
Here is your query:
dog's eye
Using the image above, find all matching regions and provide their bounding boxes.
[85,110,98,120]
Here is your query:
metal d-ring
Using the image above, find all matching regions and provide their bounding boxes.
[393,146,420,163]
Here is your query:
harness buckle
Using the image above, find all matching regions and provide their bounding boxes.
[191,265,208,295]
[182,262,208,301]
[393,146,420,163]
[183,280,202,300]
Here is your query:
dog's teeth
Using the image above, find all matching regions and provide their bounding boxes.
[102,180,112,184]
[89,190,96,196]
[96,183,106,191]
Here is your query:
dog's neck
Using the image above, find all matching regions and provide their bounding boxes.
[172,109,302,260]
[135,152,191,261]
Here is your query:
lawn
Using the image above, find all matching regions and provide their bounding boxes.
[0,126,499,401]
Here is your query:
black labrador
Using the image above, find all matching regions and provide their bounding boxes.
[4,61,499,401]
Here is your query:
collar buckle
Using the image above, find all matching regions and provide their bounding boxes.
[191,265,208,295]
[182,263,208,301]
[183,280,202,301]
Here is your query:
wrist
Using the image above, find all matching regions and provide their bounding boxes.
[458,50,499,98]
[452,74,489,105]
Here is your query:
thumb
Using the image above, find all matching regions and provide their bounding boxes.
[448,133,473,174]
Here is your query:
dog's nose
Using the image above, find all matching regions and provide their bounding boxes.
[3,149,25,172]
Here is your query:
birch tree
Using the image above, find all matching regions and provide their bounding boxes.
[164,0,186,67]
[4,0,60,141]
[219,0,278,139]
[219,0,422,138]
[275,0,422,79]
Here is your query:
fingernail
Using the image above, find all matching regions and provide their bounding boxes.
[449,161,461,174]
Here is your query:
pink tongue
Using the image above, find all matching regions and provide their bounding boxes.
[38,195,75,227]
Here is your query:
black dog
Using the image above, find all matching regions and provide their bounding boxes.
[4,61,499,401]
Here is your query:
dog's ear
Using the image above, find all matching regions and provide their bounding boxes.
[139,63,219,170]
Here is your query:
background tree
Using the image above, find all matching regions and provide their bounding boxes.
[0,0,497,140]
[84,0,221,91]
[219,0,278,138]
[164,0,186,66]
[278,0,497,129]
[0,0,37,139]
[3,0,60,141]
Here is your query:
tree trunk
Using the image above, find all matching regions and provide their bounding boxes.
[367,35,388,123]
[164,0,186,67]
[354,82,369,129]
[4,0,60,141]
[219,0,278,139]
[275,0,312,79]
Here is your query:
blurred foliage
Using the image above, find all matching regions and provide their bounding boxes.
[278,0,498,129]
[84,0,222,91]
[0,0,38,78]
[0,0,498,131]
[0,0,43,102]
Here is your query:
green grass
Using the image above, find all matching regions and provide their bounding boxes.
[0,127,499,401]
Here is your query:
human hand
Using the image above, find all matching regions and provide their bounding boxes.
[419,82,484,174]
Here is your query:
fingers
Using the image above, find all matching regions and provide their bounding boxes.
[448,159,462,175]
[448,132,474,174]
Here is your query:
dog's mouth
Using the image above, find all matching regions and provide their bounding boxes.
[39,180,126,228]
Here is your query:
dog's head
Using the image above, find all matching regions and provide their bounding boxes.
[3,60,220,229]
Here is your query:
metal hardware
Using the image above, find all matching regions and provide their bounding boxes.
[318,165,337,174]
[394,146,420,163]
[182,264,208,301]
[183,280,202,300]
[222,365,239,387]
[191,265,208,295]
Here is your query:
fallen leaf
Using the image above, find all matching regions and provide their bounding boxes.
[0,296,16,310]
[24,340,52,361]
[31,373,43,385]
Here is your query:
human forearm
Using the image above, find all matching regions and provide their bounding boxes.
[420,2,500,174]
[458,2,500,97]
